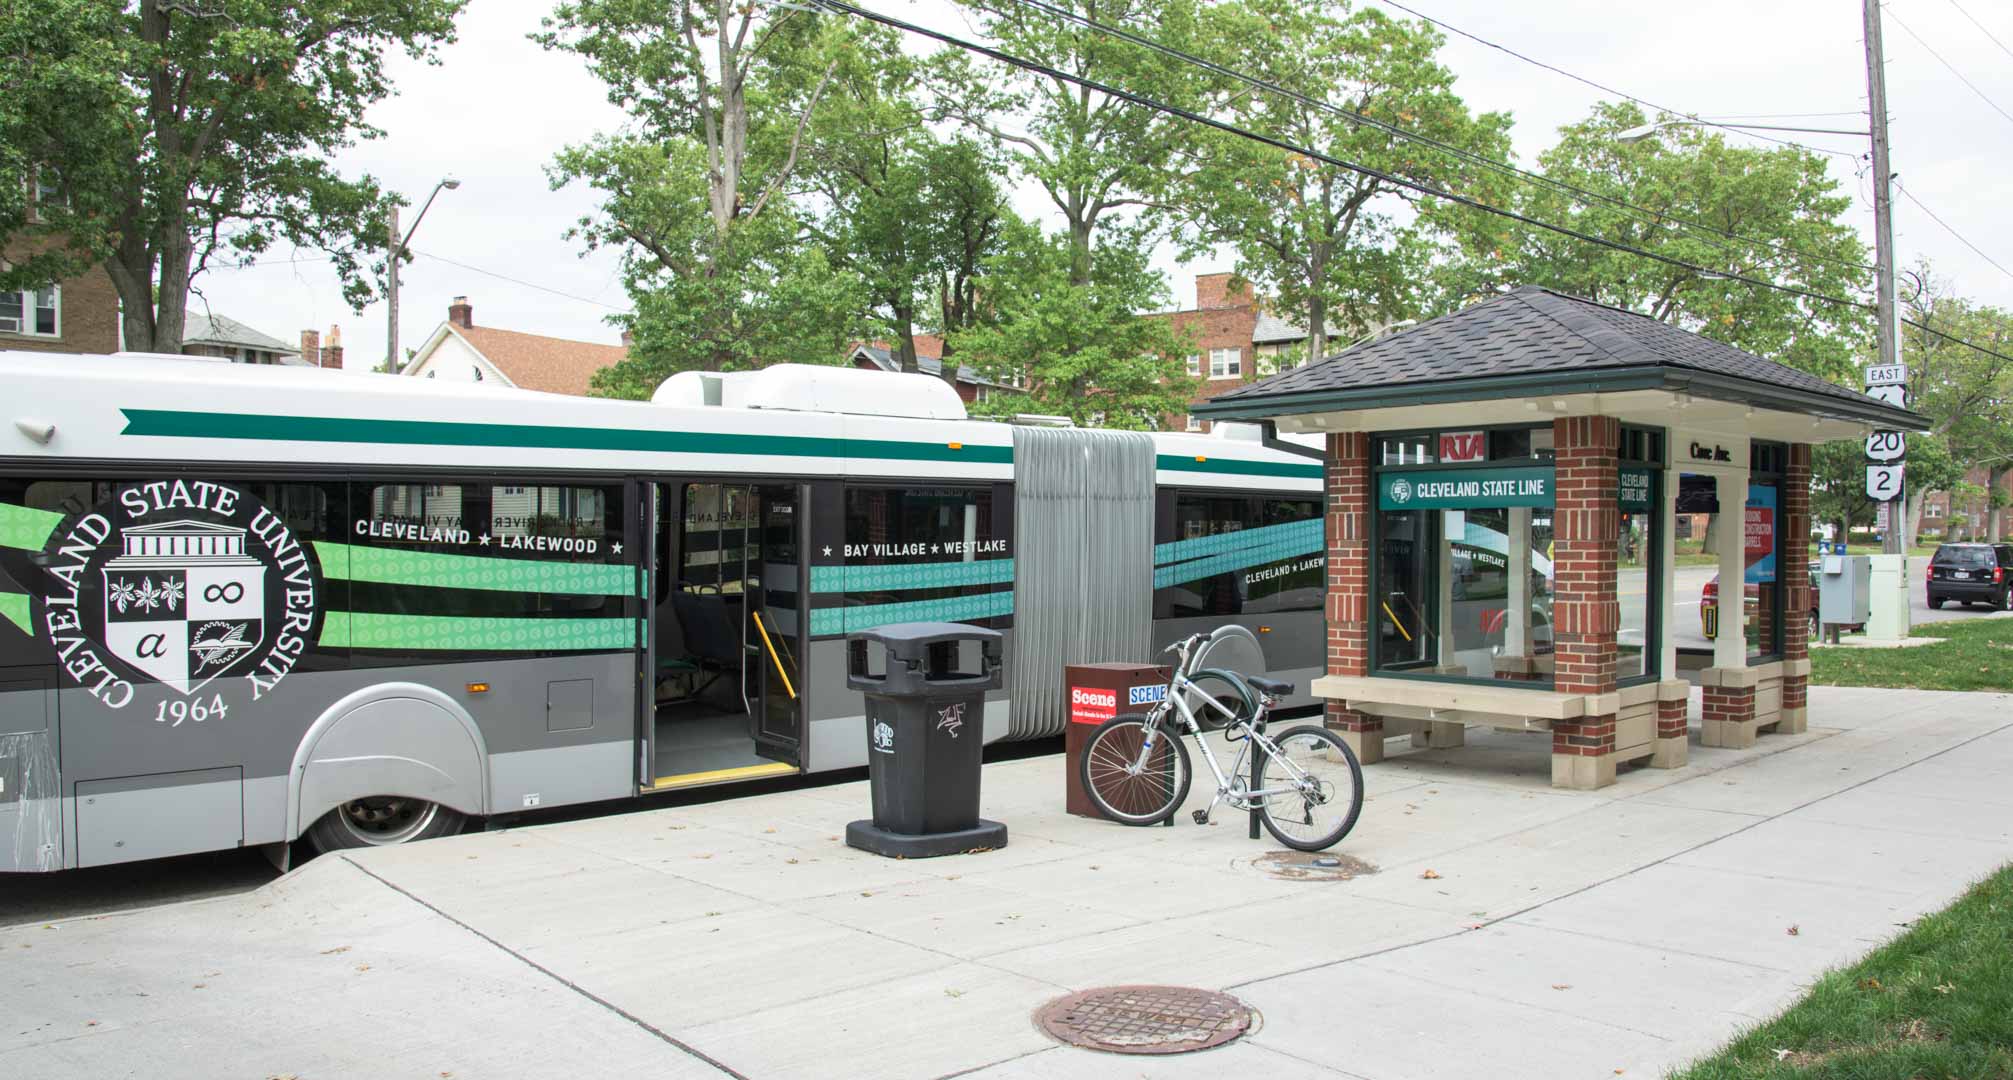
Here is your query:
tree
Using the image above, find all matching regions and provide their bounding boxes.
[950,221,1196,428]
[0,0,464,353]
[1453,101,1873,383]
[540,0,858,387]
[550,137,866,396]
[797,25,1017,381]
[1178,0,1511,363]
[935,0,1233,285]
[1898,267,2013,543]
[1811,440,1878,544]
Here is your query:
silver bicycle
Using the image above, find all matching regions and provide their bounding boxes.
[1078,632,1365,852]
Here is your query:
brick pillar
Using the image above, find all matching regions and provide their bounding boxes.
[1550,416,1621,789]
[1778,443,1812,733]
[1322,431,1383,764]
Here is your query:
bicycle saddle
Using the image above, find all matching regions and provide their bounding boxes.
[1245,676,1295,696]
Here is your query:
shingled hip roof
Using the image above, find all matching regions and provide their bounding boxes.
[1194,285,1928,431]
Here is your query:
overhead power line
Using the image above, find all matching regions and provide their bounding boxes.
[1942,0,2013,67]
[815,0,2013,372]
[1000,0,1878,277]
[1366,0,1866,161]
[1886,10,2013,130]
[1894,180,2013,285]
[413,251,629,311]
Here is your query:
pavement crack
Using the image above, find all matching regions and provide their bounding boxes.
[339,856,750,1079]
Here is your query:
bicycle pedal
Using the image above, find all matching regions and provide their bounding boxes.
[1190,809,1210,825]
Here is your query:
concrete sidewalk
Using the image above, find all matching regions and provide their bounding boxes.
[5,686,2010,1080]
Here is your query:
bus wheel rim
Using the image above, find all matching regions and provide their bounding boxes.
[336,796,440,846]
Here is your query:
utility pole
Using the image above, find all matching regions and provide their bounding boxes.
[385,205,402,375]
[1864,0,1903,555]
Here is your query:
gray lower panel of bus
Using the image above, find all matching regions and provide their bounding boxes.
[5,652,639,872]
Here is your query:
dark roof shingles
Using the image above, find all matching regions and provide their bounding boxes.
[1212,286,1875,410]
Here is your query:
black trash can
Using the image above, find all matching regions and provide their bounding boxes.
[844,622,1008,858]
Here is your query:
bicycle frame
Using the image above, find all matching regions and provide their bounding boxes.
[1135,645,1319,819]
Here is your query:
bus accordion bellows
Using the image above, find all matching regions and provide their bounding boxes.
[0,352,1325,871]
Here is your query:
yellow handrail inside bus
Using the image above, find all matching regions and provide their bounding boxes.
[1381,600,1413,642]
[751,610,798,700]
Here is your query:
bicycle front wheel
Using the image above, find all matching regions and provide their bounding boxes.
[1257,725,1364,852]
[1080,713,1192,826]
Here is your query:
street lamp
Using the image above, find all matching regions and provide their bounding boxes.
[386,177,461,374]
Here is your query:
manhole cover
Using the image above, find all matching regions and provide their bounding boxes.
[1249,850,1377,881]
[1035,985,1253,1054]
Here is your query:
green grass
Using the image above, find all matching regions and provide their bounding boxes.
[1811,617,2013,693]
[1670,865,2013,1080]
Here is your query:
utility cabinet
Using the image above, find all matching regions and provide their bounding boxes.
[1819,554,1872,626]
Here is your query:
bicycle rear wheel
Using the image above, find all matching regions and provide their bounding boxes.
[1080,713,1192,826]
[1257,725,1364,852]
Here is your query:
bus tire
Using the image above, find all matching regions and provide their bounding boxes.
[305,796,467,854]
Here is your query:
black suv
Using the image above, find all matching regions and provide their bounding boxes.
[1926,543,2013,611]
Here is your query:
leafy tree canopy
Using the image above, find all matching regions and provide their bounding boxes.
[952,221,1196,428]
[1448,101,1872,384]
[1178,0,1511,363]
[0,0,465,352]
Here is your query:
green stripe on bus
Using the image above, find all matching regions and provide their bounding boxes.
[808,590,1012,635]
[319,611,637,652]
[120,409,1014,466]
[808,558,1013,593]
[0,502,64,551]
[116,410,1319,480]
[1155,453,1322,479]
[312,541,638,596]
[0,590,28,634]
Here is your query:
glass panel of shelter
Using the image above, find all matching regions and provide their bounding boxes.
[1371,424,1666,689]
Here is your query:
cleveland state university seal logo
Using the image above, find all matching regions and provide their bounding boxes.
[37,480,321,711]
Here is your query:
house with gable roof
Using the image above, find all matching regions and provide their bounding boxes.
[401,295,628,394]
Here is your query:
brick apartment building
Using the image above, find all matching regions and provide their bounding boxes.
[1920,466,2013,540]
[1150,272,1307,432]
[2,176,120,355]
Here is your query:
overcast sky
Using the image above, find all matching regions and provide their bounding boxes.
[191,0,2013,370]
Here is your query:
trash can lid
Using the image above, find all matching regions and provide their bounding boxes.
[846,621,1004,653]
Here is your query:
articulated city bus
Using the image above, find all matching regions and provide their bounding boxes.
[0,353,1324,871]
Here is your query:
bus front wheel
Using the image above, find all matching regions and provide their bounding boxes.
[306,796,467,853]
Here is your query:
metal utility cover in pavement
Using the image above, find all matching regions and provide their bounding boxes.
[1035,985,1254,1054]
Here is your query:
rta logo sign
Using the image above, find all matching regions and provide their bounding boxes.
[1389,478,1414,505]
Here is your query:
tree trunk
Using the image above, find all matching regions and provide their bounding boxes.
[1904,487,1926,550]
[892,306,920,375]
[1306,292,1328,368]
[1701,513,1720,557]
[1992,464,2012,542]
[1067,216,1092,288]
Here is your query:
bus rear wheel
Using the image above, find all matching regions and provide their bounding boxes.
[307,796,467,853]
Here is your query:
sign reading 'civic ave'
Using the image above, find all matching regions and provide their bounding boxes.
[1379,466,1552,510]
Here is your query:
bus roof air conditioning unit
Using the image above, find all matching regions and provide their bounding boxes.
[652,363,967,420]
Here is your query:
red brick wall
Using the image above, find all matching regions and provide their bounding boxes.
[1194,272,1255,310]
[1551,415,1620,757]
[1782,443,1812,712]
[1323,431,1378,736]
[1155,303,1258,429]
[0,239,121,355]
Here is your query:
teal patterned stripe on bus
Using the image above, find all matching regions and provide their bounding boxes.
[808,590,1012,636]
[1152,519,1324,589]
[121,410,1013,466]
[312,541,639,597]
[808,558,1013,593]
[0,503,64,552]
[319,611,638,651]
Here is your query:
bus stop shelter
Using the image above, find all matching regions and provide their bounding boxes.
[1194,286,1928,789]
